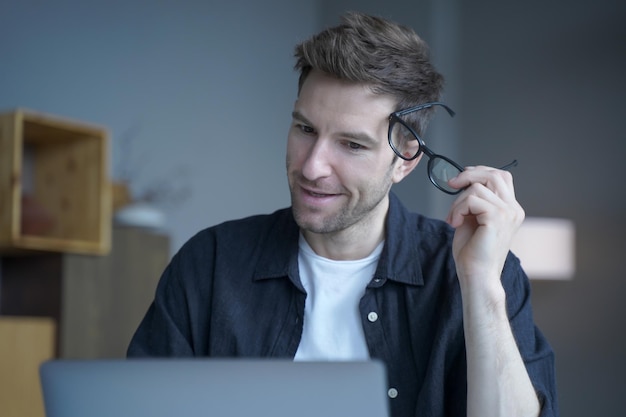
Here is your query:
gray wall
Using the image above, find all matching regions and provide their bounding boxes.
[1,0,625,415]
[0,0,315,253]
[456,1,626,416]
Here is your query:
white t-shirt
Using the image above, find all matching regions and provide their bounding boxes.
[294,234,384,361]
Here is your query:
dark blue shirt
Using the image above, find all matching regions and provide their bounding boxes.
[128,192,558,417]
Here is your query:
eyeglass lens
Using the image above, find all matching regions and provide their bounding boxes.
[429,157,461,193]
[430,157,518,194]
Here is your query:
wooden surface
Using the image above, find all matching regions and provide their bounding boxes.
[0,112,20,251]
[0,316,55,417]
[61,226,169,358]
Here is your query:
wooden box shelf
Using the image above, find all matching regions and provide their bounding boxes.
[0,109,111,255]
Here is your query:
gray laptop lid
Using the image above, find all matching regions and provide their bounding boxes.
[40,359,390,417]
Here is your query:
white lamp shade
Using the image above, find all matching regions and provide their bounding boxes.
[510,217,576,280]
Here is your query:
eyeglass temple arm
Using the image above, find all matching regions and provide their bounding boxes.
[499,159,518,171]
[394,101,456,118]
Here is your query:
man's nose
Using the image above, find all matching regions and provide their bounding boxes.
[301,138,333,180]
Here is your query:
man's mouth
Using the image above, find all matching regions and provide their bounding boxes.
[299,185,341,202]
[305,189,333,197]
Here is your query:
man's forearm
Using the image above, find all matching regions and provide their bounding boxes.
[461,279,540,417]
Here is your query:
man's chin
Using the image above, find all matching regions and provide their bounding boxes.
[292,208,332,234]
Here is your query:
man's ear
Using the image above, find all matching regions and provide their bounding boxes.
[392,152,422,184]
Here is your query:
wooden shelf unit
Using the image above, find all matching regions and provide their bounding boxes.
[0,109,111,255]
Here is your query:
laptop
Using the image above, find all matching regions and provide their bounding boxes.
[40,358,390,417]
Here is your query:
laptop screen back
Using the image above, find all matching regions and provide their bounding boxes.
[40,359,390,417]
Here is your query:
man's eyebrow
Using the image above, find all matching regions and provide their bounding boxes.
[291,111,311,125]
[291,111,379,146]
[340,130,379,147]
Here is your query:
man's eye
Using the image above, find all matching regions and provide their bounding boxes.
[347,141,364,150]
[298,124,315,134]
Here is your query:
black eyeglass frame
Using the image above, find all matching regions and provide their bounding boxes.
[388,102,517,194]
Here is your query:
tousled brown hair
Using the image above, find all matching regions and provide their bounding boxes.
[294,12,444,136]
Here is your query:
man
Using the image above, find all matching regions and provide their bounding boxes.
[128,12,558,417]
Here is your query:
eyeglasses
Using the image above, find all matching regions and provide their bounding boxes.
[388,102,518,194]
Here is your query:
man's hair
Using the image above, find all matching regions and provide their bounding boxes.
[294,12,444,136]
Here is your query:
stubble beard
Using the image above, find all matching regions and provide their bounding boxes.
[288,167,395,235]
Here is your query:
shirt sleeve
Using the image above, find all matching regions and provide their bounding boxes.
[502,252,560,417]
[127,251,197,357]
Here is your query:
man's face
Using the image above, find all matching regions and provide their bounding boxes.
[286,70,413,237]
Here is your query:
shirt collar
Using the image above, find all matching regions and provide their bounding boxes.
[252,208,303,288]
[252,192,425,287]
[374,192,424,286]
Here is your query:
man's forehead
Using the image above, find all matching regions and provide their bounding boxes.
[300,70,395,105]
[296,72,395,129]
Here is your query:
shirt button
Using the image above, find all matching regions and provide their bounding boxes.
[367,312,378,322]
[388,388,398,399]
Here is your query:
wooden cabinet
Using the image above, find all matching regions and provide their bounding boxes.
[0,226,169,358]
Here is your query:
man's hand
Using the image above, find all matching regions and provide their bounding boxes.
[445,166,525,289]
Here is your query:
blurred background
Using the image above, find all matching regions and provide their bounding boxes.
[1,0,624,416]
